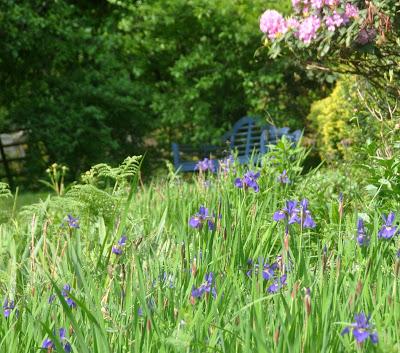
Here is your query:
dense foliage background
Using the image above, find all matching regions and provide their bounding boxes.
[0,0,332,182]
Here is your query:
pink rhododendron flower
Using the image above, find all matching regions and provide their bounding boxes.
[298,15,321,43]
[303,6,310,15]
[345,3,359,18]
[326,0,339,6]
[260,10,287,39]
[286,18,300,30]
[325,11,345,31]
[311,0,325,9]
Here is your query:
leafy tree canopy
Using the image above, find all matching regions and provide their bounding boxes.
[0,0,332,182]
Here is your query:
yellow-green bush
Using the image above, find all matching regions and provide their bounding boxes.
[307,77,362,162]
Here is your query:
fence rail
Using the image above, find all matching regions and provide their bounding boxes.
[0,130,29,188]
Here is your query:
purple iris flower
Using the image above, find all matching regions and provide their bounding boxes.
[341,313,378,344]
[66,298,76,309]
[267,274,287,294]
[262,266,275,280]
[267,282,279,293]
[191,272,217,299]
[273,200,300,224]
[195,158,216,172]
[112,247,122,255]
[274,199,316,229]
[300,199,316,228]
[42,327,72,352]
[246,259,275,280]
[49,285,76,309]
[277,170,289,184]
[246,257,287,293]
[66,215,79,229]
[112,235,128,255]
[189,206,215,230]
[246,254,290,295]
[234,171,260,192]
[397,249,400,259]
[378,212,398,239]
[61,284,76,309]
[59,328,67,340]
[356,218,369,246]
[118,236,127,246]
[42,338,54,349]
[3,299,16,318]
[61,284,71,297]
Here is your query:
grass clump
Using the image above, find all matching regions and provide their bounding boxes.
[0,148,399,353]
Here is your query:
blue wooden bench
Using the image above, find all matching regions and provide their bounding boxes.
[172,116,301,172]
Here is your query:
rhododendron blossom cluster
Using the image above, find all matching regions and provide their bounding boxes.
[260,0,360,44]
[260,10,288,39]
[298,15,321,43]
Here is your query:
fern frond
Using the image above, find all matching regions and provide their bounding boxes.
[0,183,12,199]
[116,156,142,183]
[64,184,119,223]
[82,155,142,186]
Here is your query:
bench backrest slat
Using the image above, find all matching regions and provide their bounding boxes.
[226,117,265,159]
[172,116,302,172]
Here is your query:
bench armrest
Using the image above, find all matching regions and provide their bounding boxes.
[171,143,181,170]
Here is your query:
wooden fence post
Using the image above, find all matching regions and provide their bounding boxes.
[0,135,13,188]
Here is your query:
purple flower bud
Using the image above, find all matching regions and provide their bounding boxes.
[277,170,289,184]
[66,297,76,308]
[112,247,123,255]
[61,284,71,297]
[48,294,56,304]
[3,298,16,318]
[118,235,127,246]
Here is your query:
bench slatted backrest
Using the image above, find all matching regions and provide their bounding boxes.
[228,117,264,160]
[171,116,301,172]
